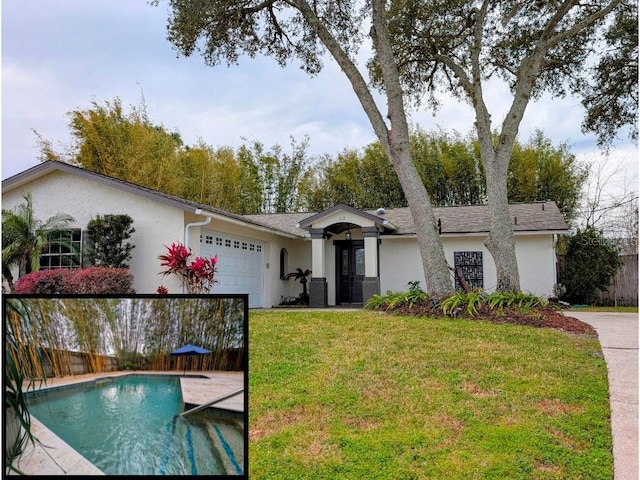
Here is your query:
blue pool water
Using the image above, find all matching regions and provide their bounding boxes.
[26,375,244,475]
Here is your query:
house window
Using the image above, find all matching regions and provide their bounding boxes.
[40,229,82,269]
[454,251,483,290]
[280,248,288,279]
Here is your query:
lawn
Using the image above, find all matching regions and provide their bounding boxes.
[248,309,612,480]
[567,306,638,313]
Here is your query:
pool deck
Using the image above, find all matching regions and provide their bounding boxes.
[7,370,245,476]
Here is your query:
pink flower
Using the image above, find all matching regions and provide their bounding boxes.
[158,242,218,293]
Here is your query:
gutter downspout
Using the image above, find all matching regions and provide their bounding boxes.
[184,209,212,293]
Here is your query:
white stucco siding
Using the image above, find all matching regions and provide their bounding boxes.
[2,170,185,293]
[274,238,311,306]
[378,234,557,298]
[379,237,426,294]
[513,234,558,298]
[324,240,338,305]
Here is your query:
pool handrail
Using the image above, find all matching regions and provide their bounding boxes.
[180,387,244,417]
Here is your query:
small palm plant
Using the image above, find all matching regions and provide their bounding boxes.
[2,192,76,291]
[284,268,312,305]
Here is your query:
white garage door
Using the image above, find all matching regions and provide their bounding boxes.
[200,230,264,308]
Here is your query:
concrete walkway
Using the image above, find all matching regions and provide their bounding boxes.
[569,311,638,480]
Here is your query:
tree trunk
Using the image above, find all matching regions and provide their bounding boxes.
[388,132,454,299]
[296,0,454,300]
[483,148,521,292]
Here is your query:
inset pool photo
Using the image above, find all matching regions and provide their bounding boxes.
[4,294,248,477]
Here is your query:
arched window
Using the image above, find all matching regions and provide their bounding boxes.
[280,248,288,279]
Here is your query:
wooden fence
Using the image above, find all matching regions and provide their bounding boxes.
[39,348,118,378]
[35,347,245,378]
[595,254,638,307]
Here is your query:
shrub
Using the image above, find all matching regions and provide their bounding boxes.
[441,289,484,317]
[14,270,67,294]
[364,281,428,310]
[85,214,135,268]
[559,227,622,304]
[158,242,218,293]
[70,267,135,294]
[13,267,135,294]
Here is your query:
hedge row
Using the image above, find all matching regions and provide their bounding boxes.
[14,267,135,294]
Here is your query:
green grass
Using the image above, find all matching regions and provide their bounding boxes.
[567,306,638,313]
[248,310,612,480]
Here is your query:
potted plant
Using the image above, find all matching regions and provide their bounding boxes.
[284,268,312,305]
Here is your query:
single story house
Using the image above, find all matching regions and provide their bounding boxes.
[2,161,569,307]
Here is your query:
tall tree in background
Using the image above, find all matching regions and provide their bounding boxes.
[34,96,313,215]
[303,145,406,211]
[507,130,588,224]
[302,128,587,224]
[412,128,486,206]
[63,97,183,192]
[576,155,639,245]
[237,137,312,213]
[376,0,627,292]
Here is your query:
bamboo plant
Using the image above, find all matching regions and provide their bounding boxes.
[5,298,48,475]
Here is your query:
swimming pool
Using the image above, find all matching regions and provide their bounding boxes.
[26,375,244,475]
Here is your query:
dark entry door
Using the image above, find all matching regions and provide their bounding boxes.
[337,241,365,304]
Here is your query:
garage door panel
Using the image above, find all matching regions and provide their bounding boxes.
[200,231,264,308]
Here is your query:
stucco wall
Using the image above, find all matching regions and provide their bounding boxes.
[514,234,558,298]
[379,234,558,298]
[2,170,185,293]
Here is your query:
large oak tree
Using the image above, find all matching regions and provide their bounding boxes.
[376,0,630,291]
[152,0,632,295]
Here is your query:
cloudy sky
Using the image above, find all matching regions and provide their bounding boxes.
[2,0,638,191]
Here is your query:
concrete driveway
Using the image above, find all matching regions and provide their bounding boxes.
[569,311,638,480]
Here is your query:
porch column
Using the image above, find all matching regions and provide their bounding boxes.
[309,228,328,308]
[362,227,380,303]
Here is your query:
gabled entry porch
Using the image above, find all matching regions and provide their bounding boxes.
[295,205,398,308]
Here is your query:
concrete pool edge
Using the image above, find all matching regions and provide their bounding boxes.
[8,416,106,475]
[9,370,245,476]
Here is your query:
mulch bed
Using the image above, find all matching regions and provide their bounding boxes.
[389,300,597,335]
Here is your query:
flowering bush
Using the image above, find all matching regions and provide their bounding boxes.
[14,270,66,294]
[158,242,218,293]
[14,267,135,294]
[71,267,135,294]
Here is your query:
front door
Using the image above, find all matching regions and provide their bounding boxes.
[337,241,365,304]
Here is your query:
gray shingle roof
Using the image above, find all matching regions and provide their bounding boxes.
[244,201,568,236]
[366,201,569,235]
